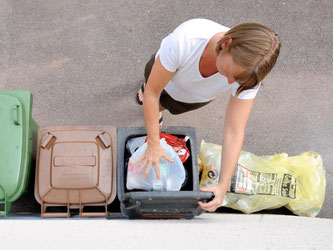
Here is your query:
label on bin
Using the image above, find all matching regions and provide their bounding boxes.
[228,164,297,199]
[54,156,96,167]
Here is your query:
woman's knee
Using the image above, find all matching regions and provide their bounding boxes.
[159,102,166,112]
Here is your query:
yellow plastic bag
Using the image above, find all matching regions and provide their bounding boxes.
[199,141,326,217]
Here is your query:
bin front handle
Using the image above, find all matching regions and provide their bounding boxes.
[0,182,11,217]
[41,188,108,218]
[79,188,108,218]
[41,189,70,218]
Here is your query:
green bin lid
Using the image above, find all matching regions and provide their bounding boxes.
[0,94,25,201]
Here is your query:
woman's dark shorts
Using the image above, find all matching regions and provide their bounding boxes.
[144,53,212,115]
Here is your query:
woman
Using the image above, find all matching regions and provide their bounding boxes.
[135,18,281,212]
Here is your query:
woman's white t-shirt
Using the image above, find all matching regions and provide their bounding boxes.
[155,18,261,103]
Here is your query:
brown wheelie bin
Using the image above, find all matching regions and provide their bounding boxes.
[34,126,116,218]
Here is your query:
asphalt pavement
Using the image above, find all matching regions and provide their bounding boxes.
[0,0,332,220]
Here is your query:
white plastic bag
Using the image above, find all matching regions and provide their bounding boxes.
[127,139,186,191]
[126,136,146,155]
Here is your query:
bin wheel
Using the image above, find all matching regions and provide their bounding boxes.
[128,215,140,220]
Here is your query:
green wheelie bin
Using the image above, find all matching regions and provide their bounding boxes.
[0,90,38,216]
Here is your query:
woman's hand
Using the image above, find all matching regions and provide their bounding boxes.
[135,141,174,179]
[198,182,228,212]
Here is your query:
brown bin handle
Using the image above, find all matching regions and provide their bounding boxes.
[40,188,108,218]
[80,212,108,217]
[79,188,108,218]
[42,212,70,218]
[41,189,70,218]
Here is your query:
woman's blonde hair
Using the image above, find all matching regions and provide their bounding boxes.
[216,23,281,96]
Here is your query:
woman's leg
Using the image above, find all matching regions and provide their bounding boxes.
[138,53,164,125]
[137,53,156,104]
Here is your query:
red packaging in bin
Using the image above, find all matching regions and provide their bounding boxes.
[146,133,190,163]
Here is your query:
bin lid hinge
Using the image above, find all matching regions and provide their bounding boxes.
[96,132,111,149]
[41,132,57,150]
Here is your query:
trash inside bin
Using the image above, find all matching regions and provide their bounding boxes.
[0,90,38,217]
[150,133,191,163]
[127,139,186,191]
[117,127,213,219]
[199,140,326,217]
[126,136,146,155]
[34,126,117,218]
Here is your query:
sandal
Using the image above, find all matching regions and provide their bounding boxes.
[159,114,163,127]
[136,83,146,105]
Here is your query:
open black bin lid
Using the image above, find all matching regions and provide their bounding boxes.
[117,126,214,219]
[121,191,213,219]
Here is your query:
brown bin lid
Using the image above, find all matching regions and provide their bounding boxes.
[34,126,117,217]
